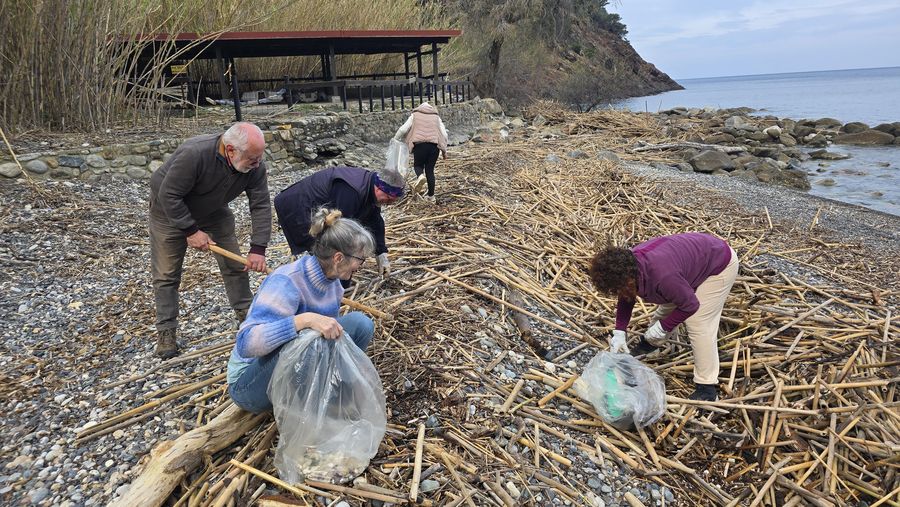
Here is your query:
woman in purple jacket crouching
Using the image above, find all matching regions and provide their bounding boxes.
[588,232,739,401]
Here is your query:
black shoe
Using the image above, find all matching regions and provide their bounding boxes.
[630,338,658,358]
[155,328,179,359]
[234,308,248,325]
[689,383,718,402]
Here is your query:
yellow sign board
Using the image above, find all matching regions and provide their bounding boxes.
[170,64,188,75]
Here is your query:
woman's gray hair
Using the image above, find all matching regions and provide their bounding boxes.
[376,167,405,188]
[222,122,263,150]
[308,207,376,263]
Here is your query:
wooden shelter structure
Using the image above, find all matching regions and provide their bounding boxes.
[135,30,469,118]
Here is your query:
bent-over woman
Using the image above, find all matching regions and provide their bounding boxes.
[588,232,739,401]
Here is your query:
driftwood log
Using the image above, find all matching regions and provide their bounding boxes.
[108,404,266,507]
[631,141,746,154]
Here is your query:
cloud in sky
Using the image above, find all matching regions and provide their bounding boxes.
[609,0,900,79]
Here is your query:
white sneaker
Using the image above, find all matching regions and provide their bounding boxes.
[423,195,436,204]
[412,174,427,195]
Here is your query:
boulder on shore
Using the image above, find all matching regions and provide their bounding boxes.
[833,130,895,146]
[840,122,869,134]
[809,149,850,161]
[689,150,735,173]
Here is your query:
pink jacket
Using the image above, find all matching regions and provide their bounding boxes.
[395,103,448,155]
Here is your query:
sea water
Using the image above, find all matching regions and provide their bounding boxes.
[612,67,900,215]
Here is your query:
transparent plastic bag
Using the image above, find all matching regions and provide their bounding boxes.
[268,329,386,484]
[581,352,666,429]
[385,139,410,177]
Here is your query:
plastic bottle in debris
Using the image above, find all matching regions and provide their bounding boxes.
[603,368,626,419]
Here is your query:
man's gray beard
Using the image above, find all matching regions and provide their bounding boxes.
[234,164,252,174]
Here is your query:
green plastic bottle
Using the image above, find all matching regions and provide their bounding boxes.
[603,368,625,419]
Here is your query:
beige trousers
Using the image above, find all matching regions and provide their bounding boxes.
[651,248,738,385]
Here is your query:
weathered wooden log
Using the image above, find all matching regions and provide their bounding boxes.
[631,141,746,154]
[108,404,267,507]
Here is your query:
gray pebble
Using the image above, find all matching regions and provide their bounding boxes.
[28,486,50,504]
[419,479,440,493]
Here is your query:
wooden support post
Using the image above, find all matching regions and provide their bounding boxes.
[327,45,337,98]
[228,57,241,121]
[215,47,228,100]
[416,48,423,78]
[431,42,439,100]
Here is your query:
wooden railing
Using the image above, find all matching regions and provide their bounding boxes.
[284,77,472,112]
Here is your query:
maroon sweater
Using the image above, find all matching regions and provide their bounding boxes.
[615,233,732,332]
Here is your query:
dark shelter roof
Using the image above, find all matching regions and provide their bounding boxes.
[136,30,462,60]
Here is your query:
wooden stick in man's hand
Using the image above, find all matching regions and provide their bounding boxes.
[207,244,393,320]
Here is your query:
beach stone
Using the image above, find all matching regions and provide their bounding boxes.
[724,116,755,131]
[57,155,84,168]
[793,125,815,138]
[763,126,782,138]
[0,162,22,178]
[778,134,797,147]
[660,107,687,115]
[482,98,504,115]
[419,479,440,493]
[85,155,107,168]
[567,150,589,159]
[778,168,811,190]
[817,178,837,186]
[28,486,50,504]
[809,149,850,160]
[805,133,828,147]
[704,133,734,144]
[125,166,149,179]
[596,150,620,163]
[689,150,735,173]
[545,154,562,164]
[750,146,780,158]
[532,114,547,127]
[873,123,897,135]
[25,160,49,175]
[840,122,869,134]
[729,169,757,182]
[814,117,842,129]
[833,130,895,145]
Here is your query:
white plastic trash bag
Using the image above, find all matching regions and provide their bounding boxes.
[385,139,410,177]
[268,329,386,484]
[581,352,666,429]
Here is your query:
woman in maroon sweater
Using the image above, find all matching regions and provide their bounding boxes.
[588,233,739,401]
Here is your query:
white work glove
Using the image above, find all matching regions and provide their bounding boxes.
[644,321,668,346]
[609,330,629,354]
[376,253,390,278]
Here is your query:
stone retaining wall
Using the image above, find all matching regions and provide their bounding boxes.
[0,99,501,181]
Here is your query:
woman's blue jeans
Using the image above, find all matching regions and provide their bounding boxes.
[228,312,374,413]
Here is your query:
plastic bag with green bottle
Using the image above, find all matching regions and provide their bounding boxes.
[582,352,666,429]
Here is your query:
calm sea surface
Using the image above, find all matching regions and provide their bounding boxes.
[611,67,900,215]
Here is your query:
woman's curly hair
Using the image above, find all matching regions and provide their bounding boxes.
[588,246,638,295]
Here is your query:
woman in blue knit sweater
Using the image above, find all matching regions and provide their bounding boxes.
[227,208,376,413]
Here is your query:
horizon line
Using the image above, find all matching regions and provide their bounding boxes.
[673,64,900,82]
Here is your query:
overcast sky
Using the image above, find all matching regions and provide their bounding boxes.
[608,0,900,80]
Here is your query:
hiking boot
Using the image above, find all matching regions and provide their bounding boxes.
[412,174,427,195]
[630,337,658,358]
[235,308,249,326]
[689,383,719,402]
[155,328,179,359]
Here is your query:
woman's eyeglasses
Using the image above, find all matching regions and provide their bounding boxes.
[344,253,367,263]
